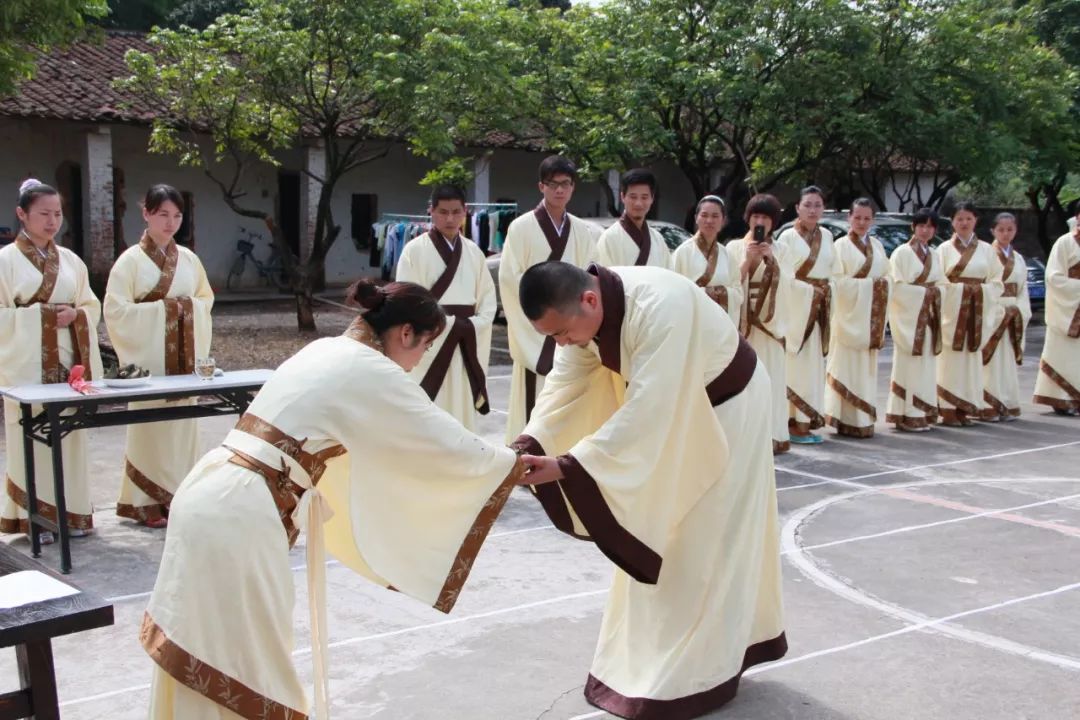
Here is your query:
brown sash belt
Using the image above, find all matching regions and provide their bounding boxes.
[1002,282,1018,298]
[420,304,490,414]
[706,336,757,407]
[224,414,343,547]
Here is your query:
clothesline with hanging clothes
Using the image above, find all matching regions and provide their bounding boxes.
[464,203,518,255]
[373,214,431,279]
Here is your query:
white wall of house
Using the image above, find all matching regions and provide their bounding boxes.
[1,117,707,290]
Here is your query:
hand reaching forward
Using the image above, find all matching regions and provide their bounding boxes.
[518,454,564,485]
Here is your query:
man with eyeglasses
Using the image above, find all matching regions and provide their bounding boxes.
[500,155,599,442]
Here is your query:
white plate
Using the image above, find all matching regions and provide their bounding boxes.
[103,375,152,388]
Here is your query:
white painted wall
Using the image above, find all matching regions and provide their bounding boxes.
[0,118,722,287]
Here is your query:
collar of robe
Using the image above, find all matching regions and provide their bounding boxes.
[694,232,719,258]
[952,234,976,249]
[587,263,626,373]
[14,231,57,272]
[343,317,386,355]
[794,220,821,242]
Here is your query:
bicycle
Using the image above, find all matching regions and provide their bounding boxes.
[226,229,289,291]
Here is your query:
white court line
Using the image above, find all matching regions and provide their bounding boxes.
[60,588,610,708]
[103,524,557,604]
[490,408,508,416]
[782,476,1080,673]
[774,467,837,483]
[567,580,1080,720]
[839,440,1080,482]
[487,373,511,380]
[786,492,1080,555]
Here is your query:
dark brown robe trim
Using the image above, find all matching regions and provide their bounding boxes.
[583,633,788,720]
[588,263,626,373]
[619,215,652,266]
[524,204,574,419]
[417,231,490,412]
[513,275,759,586]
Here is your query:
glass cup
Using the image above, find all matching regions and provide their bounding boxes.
[195,357,216,381]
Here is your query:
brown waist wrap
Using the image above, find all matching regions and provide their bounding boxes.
[420,304,490,414]
[225,413,345,547]
[706,336,758,406]
[1002,282,1018,298]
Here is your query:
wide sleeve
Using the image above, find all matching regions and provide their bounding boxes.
[1045,238,1080,337]
[188,252,214,360]
[0,252,44,386]
[104,252,168,373]
[69,252,104,378]
[498,221,547,371]
[522,291,728,584]
[321,352,523,613]
[470,247,497,356]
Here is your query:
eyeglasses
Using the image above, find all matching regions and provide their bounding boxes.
[542,180,574,190]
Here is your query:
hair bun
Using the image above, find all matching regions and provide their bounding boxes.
[347,278,387,314]
[19,179,42,196]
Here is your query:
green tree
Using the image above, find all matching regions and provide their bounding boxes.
[121,0,506,330]
[0,0,108,96]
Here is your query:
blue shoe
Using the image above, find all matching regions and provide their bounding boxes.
[790,433,823,445]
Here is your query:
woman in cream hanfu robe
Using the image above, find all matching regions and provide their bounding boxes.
[980,214,1030,421]
[728,194,791,453]
[143,282,523,720]
[1,183,103,537]
[886,227,945,432]
[776,212,840,443]
[513,263,785,720]
[672,195,743,330]
[1033,223,1080,415]
[825,213,890,438]
[596,215,672,269]
[500,203,596,442]
[105,189,213,526]
[936,205,1004,426]
[396,228,496,431]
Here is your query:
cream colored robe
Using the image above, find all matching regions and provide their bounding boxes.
[727,237,791,453]
[776,224,840,435]
[104,237,214,523]
[144,322,522,720]
[936,238,1004,423]
[981,244,1030,419]
[514,265,785,718]
[0,238,103,534]
[886,243,944,428]
[500,207,597,443]
[595,216,673,269]
[396,231,495,431]
[825,233,890,437]
[672,234,744,330]
[1033,232,1080,412]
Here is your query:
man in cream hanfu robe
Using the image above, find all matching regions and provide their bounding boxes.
[500,204,596,442]
[981,242,1030,420]
[596,215,672,269]
[0,235,103,535]
[513,263,785,720]
[104,233,214,524]
[936,237,1004,425]
[396,229,496,430]
[776,222,841,440]
[143,317,524,719]
[1033,228,1080,414]
[673,233,744,330]
[825,231,889,437]
[886,243,945,431]
[727,234,791,453]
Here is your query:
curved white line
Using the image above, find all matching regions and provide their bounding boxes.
[782,476,1080,671]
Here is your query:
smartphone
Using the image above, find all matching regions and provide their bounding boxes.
[753,225,766,244]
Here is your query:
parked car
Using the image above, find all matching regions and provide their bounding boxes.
[486,216,693,319]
